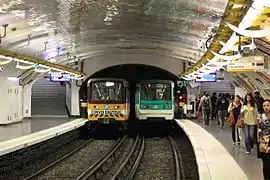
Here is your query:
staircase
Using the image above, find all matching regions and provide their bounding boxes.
[31,78,68,117]
[200,73,235,95]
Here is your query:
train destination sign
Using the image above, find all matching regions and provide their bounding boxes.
[90,110,122,115]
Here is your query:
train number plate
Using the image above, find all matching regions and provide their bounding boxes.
[91,110,121,115]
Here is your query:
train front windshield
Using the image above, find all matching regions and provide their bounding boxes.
[90,81,124,101]
[140,83,172,101]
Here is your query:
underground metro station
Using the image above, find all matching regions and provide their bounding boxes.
[0,0,269,179]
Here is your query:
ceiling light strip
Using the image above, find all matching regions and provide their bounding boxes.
[181,0,269,80]
[181,0,248,80]
[0,48,86,77]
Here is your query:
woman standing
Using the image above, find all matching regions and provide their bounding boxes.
[257,99,270,180]
[241,93,258,154]
[228,95,242,145]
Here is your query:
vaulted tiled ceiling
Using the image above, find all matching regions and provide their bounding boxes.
[0,0,228,64]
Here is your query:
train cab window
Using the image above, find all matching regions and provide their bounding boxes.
[140,83,171,101]
[90,81,123,101]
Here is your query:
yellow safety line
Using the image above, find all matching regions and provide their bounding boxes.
[180,1,270,77]
[0,48,87,76]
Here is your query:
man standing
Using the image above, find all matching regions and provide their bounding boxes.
[199,92,212,125]
[216,93,229,128]
[211,92,217,121]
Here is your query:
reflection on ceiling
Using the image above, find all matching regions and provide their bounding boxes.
[0,0,228,64]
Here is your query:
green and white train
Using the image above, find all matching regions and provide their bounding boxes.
[135,80,175,121]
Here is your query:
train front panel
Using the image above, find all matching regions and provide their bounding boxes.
[136,80,174,120]
[87,78,129,124]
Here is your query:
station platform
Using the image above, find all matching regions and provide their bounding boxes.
[193,119,263,180]
[0,117,72,142]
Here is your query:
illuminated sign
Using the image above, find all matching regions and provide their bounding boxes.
[227,56,265,72]
[195,73,216,82]
[50,74,71,82]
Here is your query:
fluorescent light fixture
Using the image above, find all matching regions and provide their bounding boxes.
[69,74,84,80]
[211,50,242,61]
[0,55,13,60]
[219,40,256,51]
[13,58,35,65]
[181,76,191,81]
[48,71,63,76]
[224,21,270,38]
[7,77,21,81]
[73,76,84,80]
[232,4,243,9]
[34,68,51,73]
[0,54,84,78]
[253,0,270,8]
[15,62,34,70]
[0,59,12,65]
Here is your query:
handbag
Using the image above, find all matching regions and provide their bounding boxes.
[236,115,244,128]
[259,135,270,153]
[227,110,234,126]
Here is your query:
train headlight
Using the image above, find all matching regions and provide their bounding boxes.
[114,105,120,109]
[94,106,99,108]
[164,105,168,109]
[143,105,148,109]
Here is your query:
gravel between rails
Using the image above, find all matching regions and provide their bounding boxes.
[133,137,175,180]
[102,138,135,179]
[174,136,199,180]
[2,139,88,180]
[35,140,116,180]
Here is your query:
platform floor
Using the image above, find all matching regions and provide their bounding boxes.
[0,117,71,142]
[194,119,263,180]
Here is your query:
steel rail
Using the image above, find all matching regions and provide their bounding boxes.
[111,135,141,180]
[168,136,186,180]
[24,138,94,180]
[76,136,127,180]
[125,136,145,180]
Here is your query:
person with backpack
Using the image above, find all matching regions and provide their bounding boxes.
[199,92,212,125]
[216,93,230,128]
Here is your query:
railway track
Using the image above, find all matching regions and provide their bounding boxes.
[131,136,184,180]
[23,138,119,180]
[24,135,188,180]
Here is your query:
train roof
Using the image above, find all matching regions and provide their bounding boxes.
[137,80,174,84]
[87,78,128,85]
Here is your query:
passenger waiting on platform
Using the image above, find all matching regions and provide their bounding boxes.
[215,93,222,125]
[216,93,229,128]
[198,92,212,125]
[211,92,217,121]
[241,93,258,154]
[228,95,242,145]
[254,90,265,117]
[257,99,270,180]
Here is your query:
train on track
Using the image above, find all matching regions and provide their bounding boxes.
[135,80,175,123]
[86,78,186,134]
[87,78,130,133]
